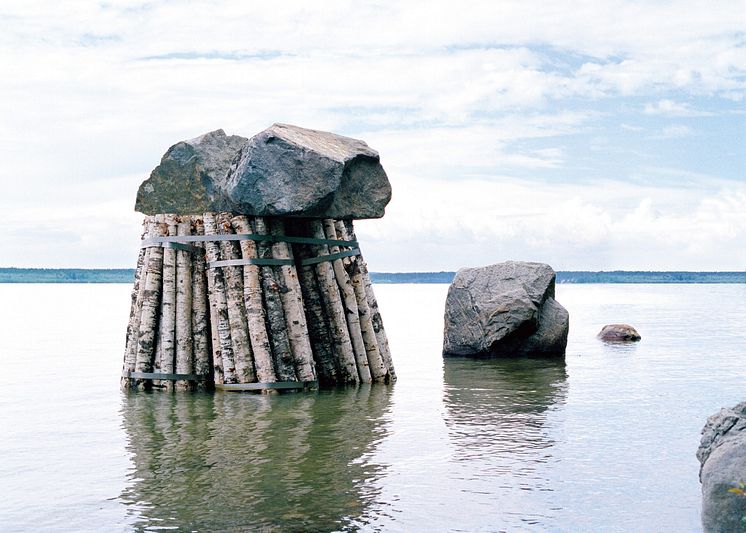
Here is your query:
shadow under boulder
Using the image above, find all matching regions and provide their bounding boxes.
[443,261,568,358]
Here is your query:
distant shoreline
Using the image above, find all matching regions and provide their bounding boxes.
[0,268,743,284]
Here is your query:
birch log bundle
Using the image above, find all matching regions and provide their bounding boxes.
[121,213,395,391]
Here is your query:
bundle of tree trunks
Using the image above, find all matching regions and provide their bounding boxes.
[121,213,395,392]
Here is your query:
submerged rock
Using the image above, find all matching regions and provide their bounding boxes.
[442,261,569,357]
[597,324,641,342]
[697,402,746,532]
[219,123,392,219]
[135,129,247,215]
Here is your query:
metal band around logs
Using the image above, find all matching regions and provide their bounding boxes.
[207,258,294,269]
[216,381,318,391]
[122,371,209,381]
[140,241,203,254]
[141,234,358,247]
[300,249,361,266]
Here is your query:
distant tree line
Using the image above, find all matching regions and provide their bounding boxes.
[0,268,743,284]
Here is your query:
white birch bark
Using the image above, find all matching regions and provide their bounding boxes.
[322,219,371,383]
[157,214,178,390]
[269,219,316,382]
[334,220,387,382]
[122,216,152,390]
[216,212,256,383]
[344,220,396,382]
[191,217,211,390]
[290,222,338,386]
[230,215,277,384]
[254,217,297,382]
[309,220,359,384]
[135,215,167,391]
[203,212,237,384]
[175,217,194,391]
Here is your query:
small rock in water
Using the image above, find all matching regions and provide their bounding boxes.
[442,261,569,357]
[597,324,641,342]
[219,123,392,219]
[697,402,746,532]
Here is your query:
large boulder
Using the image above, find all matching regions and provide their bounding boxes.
[219,123,392,219]
[135,129,247,215]
[697,402,746,532]
[443,261,569,357]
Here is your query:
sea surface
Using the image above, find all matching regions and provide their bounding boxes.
[0,283,743,532]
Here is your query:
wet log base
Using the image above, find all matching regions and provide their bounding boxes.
[255,217,297,382]
[121,213,395,390]
[204,213,237,384]
[322,219,371,383]
[175,217,194,391]
[308,220,359,384]
[231,215,276,384]
[217,212,256,384]
[344,220,396,382]
[121,217,152,390]
[334,220,387,382]
[191,218,211,390]
[269,219,316,382]
[134,216,167,391]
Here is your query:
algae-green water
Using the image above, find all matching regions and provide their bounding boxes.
[0,283,743,531]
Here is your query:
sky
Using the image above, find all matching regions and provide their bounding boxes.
[1,1,744,272]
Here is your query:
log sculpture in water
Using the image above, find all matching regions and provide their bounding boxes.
[121,124,395,391]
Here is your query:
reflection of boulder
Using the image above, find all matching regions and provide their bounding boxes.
[119,386,392,531]
[443,262,569,357]
[697,402,746,533]
[442,358,567,479]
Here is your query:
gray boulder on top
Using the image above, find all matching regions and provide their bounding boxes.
[697,402,746,532]
[135,129,247,215]
[443,261,569,357]
[219,123,392,219]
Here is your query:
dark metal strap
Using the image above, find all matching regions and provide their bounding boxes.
[141,241,203,254]
[300,249,361,266]
[208,258,294,269]
[216,381,317,391]
[122,371,208,381]
[142,234,357,247]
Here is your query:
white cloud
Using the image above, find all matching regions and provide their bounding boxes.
[0,1,744,270]
[643,99,713,117]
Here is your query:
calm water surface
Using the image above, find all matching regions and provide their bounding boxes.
[0,283,744,532]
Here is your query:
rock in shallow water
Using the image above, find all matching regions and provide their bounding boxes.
[442,261,569,357]
[219,123,392,219]
[697,402,746,532]
[135,129,247,215]
[597,324,641,342]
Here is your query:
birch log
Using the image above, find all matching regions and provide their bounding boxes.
[334,220,387,382]
[175,217,194,391]
[203,212,237,384]
[322,219,371,383]
[122,216,152,390]
[309,220,359,384]
[134,215,167,391]
[344,220,396,382]
[191,217,211,390]
[269,219,316,382]
[254,217,297,382]
[217,212,256,384]
[157,214,178,390]
[230,215,276,384]
[290,224,338,386]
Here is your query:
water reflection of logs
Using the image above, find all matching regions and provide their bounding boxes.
[121,214,395,391]
[119,384,392,530]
